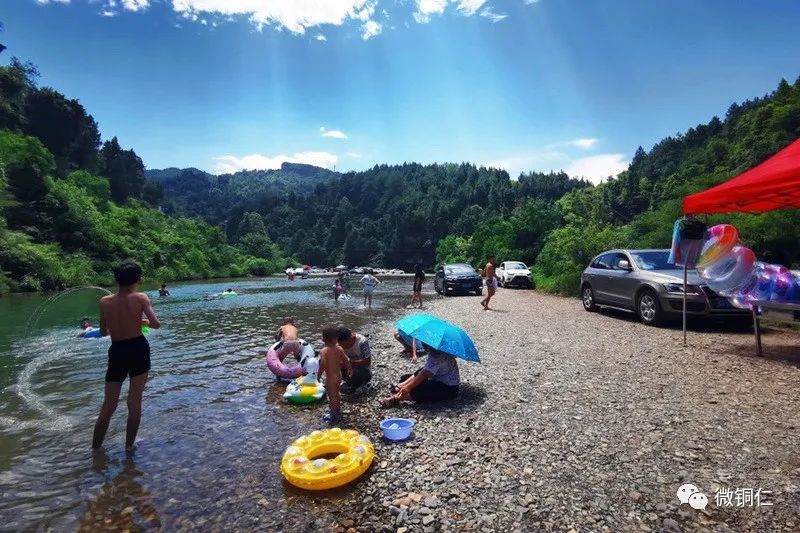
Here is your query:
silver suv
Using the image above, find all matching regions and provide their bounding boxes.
[580,249,748,325]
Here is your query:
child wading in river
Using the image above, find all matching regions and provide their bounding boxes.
[318,326,352,422]
[275,317,298,342]
[92,261,161,452]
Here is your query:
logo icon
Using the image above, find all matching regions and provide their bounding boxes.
[677,483,708,510]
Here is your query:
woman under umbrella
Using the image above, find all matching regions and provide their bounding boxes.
[380,314,479,406]
[380,343,460,406]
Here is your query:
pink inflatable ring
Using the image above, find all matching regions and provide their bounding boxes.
[266,340,310,380]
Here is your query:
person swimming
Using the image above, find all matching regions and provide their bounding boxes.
[78,318,101,338]
[158,283,170,297]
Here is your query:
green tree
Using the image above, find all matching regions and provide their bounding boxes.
[23,88,100,174]
[98,137,145,203]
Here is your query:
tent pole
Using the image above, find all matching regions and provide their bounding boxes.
[683,262,688,346]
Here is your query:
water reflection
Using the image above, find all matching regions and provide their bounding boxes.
[80,453,160,532]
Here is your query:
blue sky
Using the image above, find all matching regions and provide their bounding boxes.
[3,1,800,181]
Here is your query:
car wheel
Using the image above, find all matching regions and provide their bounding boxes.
[637,289,663,326]
[581,284,597,312]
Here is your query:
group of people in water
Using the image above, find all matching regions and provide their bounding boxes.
[86,257,501,451]
[272,315,461,421]
[330,263,428,311]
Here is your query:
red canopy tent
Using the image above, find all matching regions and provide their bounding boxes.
[683,138,800,215]
[679,137,800,345]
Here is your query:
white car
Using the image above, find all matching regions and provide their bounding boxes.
[497,261,533,288]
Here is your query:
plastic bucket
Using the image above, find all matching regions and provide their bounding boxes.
[379,418,415,441]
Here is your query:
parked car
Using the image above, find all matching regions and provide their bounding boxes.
[580,249,749,326]
[497,261,533,288]
[349,267,367,275]
[434,263,483,296]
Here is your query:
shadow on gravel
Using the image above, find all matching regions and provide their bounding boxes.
[726,342,800,367]
[595,307,755,334]
[405,383,487,416]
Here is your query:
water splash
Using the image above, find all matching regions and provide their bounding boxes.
[1,286,113,432]
[25,286,113,337]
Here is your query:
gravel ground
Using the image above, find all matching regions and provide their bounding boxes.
[285,288,800,533]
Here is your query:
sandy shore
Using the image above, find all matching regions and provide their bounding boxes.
[290,288,800,532]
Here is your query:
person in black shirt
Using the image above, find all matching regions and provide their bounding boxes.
[410,263,425,309]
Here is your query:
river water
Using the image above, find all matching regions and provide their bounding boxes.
[0,277,411,530]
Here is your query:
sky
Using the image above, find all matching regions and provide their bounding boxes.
[3,1,800,182]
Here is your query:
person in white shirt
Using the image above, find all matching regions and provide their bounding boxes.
[359,270,381,309]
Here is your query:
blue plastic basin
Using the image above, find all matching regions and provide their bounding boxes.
[379,418,415,441]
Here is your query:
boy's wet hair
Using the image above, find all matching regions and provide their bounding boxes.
[161,283,166,288]
[281,317,295,325]
[336,326,352,343]
[322,326,339,343]
[80,317,91,326]
[113,261,142,287]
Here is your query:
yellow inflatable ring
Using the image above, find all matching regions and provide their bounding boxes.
[281,428,375,490]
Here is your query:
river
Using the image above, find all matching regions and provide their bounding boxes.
[0,276,411,530]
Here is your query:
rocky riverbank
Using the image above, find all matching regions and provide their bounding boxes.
[288,288,800,532]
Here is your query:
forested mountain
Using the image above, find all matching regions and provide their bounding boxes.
[145,163,339,221]
[152,162,590,269]
[0,53,289,293]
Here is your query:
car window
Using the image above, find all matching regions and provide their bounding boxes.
[590,253,614,269]
[630,250,678,271]
[506,262,527,269]
[445,264,475,274]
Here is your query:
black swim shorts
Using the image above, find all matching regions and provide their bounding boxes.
[106,335,151,382]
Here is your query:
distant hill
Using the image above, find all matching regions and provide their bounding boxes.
[145,167,202,182]
[145,162,339,222]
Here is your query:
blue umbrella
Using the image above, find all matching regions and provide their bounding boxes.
[395,313,480,362]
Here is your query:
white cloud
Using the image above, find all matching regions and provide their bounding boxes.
[479,7,507,22]
[171,0,378,34]
[524,0,540,4]
[414,0,448,22]
[121,0,149,11]
[44,0,514,35]
[565,154,629,184]
[456,0,487,16]
[485,139,626,182]
[214,151,338,174]
[414,0,491,22]
[344,151,363,159]
[485,148,566,178]
[570,137,598,149]
[362,19,382,40]
[321,128,348,139]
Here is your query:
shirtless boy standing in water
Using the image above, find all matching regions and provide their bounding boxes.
[92,261,161,452]
[275,317,298,342]
[318,326,352,423]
